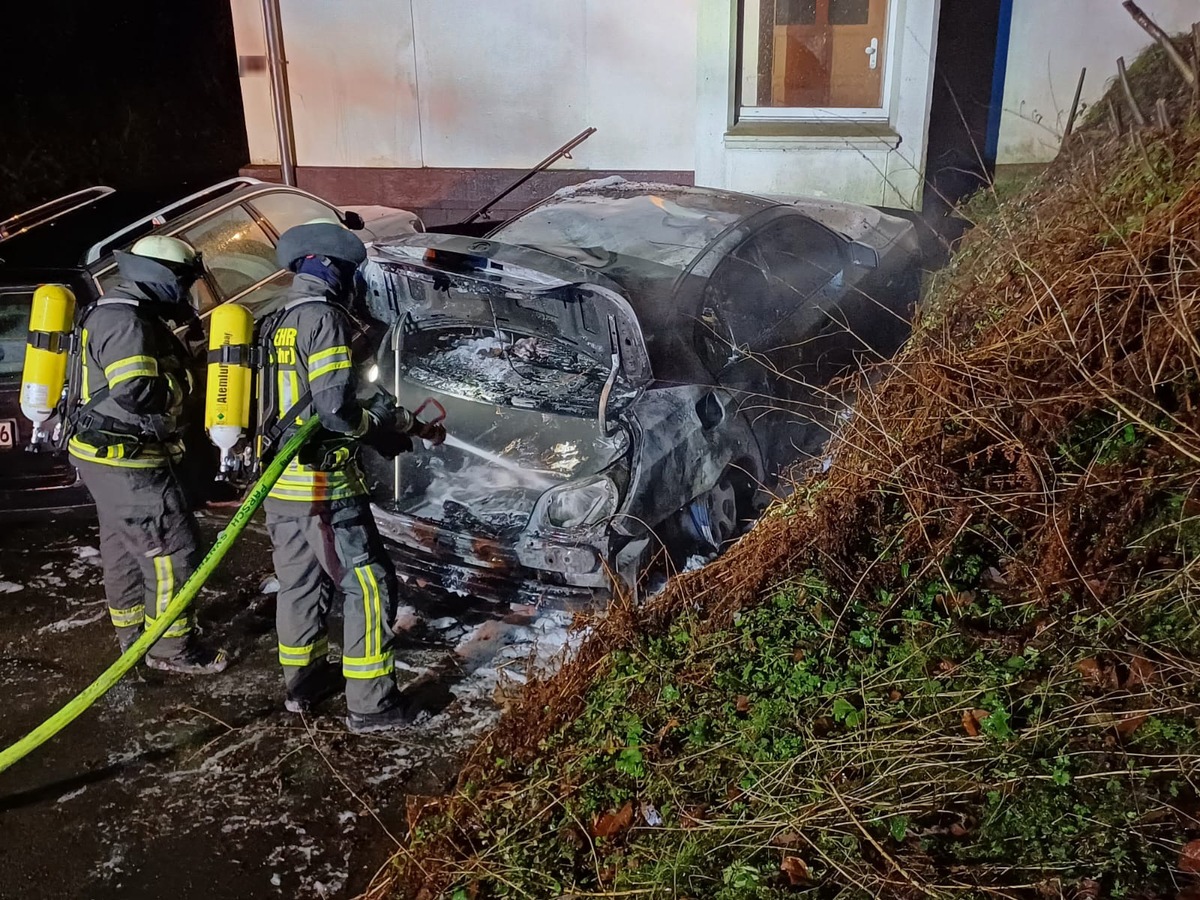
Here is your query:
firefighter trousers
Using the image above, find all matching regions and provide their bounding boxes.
[76,459,201,659]
[265,498,399,715]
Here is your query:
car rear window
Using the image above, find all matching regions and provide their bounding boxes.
[0,289,33,378]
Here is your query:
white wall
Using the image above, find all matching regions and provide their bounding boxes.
[998,0,1198,165]
[694,0,941,208]
[231,0,697,171]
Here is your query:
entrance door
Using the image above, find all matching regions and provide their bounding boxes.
[760,0,888,109]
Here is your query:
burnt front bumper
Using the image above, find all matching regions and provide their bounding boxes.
[371,507,646,606]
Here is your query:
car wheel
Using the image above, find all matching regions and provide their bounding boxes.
[707,475,740,548]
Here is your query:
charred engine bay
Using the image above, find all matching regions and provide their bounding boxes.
[368,329,630,540]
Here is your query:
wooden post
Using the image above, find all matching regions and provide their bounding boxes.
[1155,97,1170,129]
[1108,97,1123,138]
[1060,67,1087,151]
[1117,56,1148,127]
[1122,1,1197,87]
[1193,23,1200,107]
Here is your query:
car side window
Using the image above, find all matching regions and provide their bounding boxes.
[697,217,843,371]
[95,267,218,313]
[181,206,279,303]
[248,191,340,238]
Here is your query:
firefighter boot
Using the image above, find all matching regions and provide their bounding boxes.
[145,642,230,675]
[345,700,413,734]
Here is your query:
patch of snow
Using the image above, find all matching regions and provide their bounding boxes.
[260,576,279,594]
[37,609,106,634]
[0,581,25,594]
[57,785,88,804]
[550,175,630,198]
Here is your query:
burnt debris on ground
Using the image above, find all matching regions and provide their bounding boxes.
[375,39,1200,900]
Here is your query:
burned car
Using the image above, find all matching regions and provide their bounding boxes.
[360,178,920,602]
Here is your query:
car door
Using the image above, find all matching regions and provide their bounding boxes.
[697,215,845,383]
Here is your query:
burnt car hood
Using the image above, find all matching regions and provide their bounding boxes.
[370,234,651,389]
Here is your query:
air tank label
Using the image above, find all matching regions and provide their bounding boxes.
[21,384,49,407]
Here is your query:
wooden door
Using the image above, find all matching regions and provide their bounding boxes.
[760,0,888,108]
[828,0,887,107]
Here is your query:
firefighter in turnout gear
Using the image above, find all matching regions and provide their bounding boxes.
[69,235,229,674]
[262,222,444,733]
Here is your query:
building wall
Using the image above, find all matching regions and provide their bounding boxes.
[694,0,942,209]
[997,0,1198,165]
[233,0,943,215]
[231,0,697,172]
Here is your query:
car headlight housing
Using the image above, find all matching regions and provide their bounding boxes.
[540,476,619,529]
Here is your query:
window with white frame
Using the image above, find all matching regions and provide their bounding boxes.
[739,0,893,121]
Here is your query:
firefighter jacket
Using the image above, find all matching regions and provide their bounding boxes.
[262,273,373,509]
[67,285,193,469]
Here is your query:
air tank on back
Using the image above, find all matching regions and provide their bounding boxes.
[20,284,76,450]
[205,303,254,478]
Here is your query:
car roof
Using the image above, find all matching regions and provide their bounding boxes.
[491,177,780,271]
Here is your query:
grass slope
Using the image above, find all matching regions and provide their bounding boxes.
[383,51,1200,900]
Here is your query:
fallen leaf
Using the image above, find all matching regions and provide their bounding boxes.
[792,647,807,662]
[681,806,706,829]
[655,717,681,741]
[949,590,976,608]
[781,855,810,885]
[1076,878,1101,899]
[1180,839,1200,875]
[1076,658,1103,685]
[771,831,802,847]
[938,659,957,674]
[950,822,969,838]
[736,695,751,714]
[983,566,1007,586]
[1115,712,1148,737]
[1126,655,1155,688]
[962,709,989,737]
[592,802,633,839]
[889,688,904,702]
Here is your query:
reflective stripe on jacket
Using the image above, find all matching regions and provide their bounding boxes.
[265,275,371,504]
[67,291,191,469]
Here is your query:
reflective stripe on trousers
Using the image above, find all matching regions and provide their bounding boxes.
[144,555,190,639]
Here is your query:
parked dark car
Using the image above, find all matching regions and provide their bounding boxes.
[0,178,420,514]
[359,178,922,603]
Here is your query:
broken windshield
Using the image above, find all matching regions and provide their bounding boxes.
[493,184,762,270]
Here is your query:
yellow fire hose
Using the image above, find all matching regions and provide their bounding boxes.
[0,417,320,775]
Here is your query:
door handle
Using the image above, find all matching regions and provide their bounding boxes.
[865,37,879,70]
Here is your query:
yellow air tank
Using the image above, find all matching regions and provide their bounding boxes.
[205,303,254,476]
[20,284,77,448]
